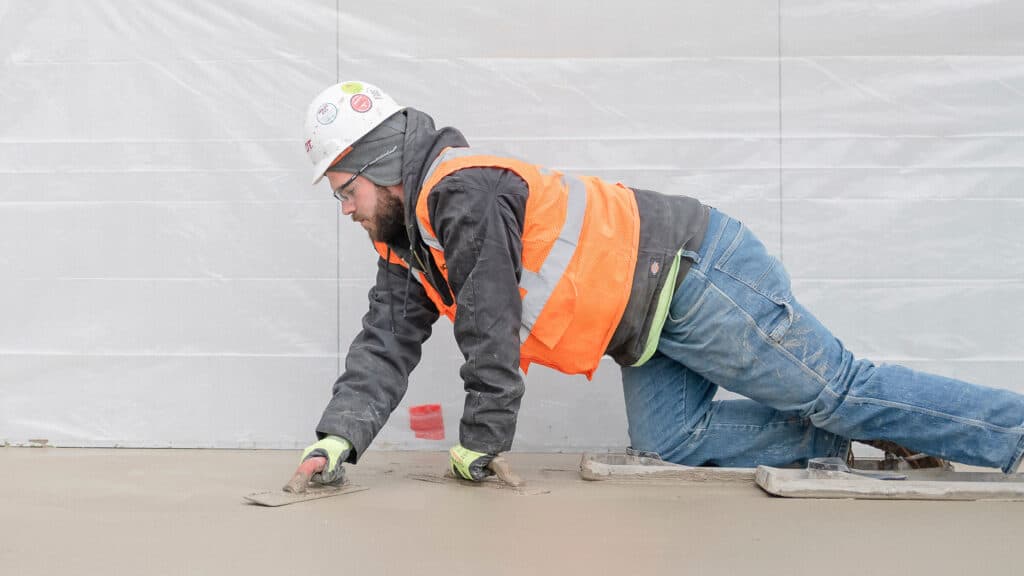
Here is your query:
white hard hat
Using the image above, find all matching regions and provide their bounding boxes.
[304,80,404,185]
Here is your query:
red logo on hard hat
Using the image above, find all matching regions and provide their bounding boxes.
[350,94,373,113]
[304,139,312,153]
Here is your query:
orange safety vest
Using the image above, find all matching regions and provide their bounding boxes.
[373,147,639,378]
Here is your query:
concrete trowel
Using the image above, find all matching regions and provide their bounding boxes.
[408,454,550,495]
[244,456,367,507]
[245,454,529,506]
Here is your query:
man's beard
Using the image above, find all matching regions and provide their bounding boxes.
[369,185,406,244]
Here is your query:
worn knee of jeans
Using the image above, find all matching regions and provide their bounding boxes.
[805,353,875,430]
[628,404,713,463]
[623,394,688,460]
[628,426,689,462]
[626,413,671,458]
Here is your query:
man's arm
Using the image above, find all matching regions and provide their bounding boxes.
[315,254,439,463]
[428,168,528,455]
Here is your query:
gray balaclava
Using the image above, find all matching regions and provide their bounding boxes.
[327,110,407,186]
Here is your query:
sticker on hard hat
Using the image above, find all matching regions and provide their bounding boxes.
[316,103,338,125]
[340,82,364,95]
[350,94,373,113]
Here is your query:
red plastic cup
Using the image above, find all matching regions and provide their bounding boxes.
[408,404,445,440]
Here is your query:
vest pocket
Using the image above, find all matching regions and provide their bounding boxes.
[526,278,576,350]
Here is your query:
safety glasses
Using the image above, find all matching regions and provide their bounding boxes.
[331,145,399,203]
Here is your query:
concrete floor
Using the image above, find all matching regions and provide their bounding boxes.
[1,448,1020,576]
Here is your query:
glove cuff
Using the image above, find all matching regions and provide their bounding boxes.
[450,444,494,481]
[320,435,352,454]
[301,435,353,485]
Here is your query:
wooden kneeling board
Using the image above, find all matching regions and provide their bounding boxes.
[755,466,1024,500]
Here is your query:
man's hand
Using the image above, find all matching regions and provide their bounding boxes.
[300,435,352,485]
[449,444,495,481]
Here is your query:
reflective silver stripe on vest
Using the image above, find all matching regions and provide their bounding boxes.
[518,174,586,342]
[398,258,425,285]
[418,148,588,343]
[418,147,482,251]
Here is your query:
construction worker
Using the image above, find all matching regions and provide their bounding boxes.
[293,80,1024,485]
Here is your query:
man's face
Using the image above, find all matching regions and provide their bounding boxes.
[326,171,405,243]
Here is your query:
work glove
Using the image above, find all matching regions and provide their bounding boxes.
[300,435,352,485]
[449,444,495,482]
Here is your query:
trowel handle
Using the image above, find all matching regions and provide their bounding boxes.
[284,456,326,493]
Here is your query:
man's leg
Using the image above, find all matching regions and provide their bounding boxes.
[661,208,1024,472]
[622,352,849,467]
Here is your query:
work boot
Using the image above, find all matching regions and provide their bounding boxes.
[856,439,951,470]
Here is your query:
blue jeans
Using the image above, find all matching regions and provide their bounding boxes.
[622,208,1024,472]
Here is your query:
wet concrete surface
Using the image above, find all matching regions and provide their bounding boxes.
[1,448,1019,575]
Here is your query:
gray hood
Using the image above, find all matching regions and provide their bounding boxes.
[397,108,469,249]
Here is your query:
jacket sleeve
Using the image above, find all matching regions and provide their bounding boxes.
[427,167,529,455]
[315,254,439,463]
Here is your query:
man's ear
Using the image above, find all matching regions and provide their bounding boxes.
[386,184,404,200]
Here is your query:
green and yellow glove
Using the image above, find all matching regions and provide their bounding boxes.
[449,444,495,481]
[300,435,352,485]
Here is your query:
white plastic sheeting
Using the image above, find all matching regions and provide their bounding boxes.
[2,1,1022,450]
